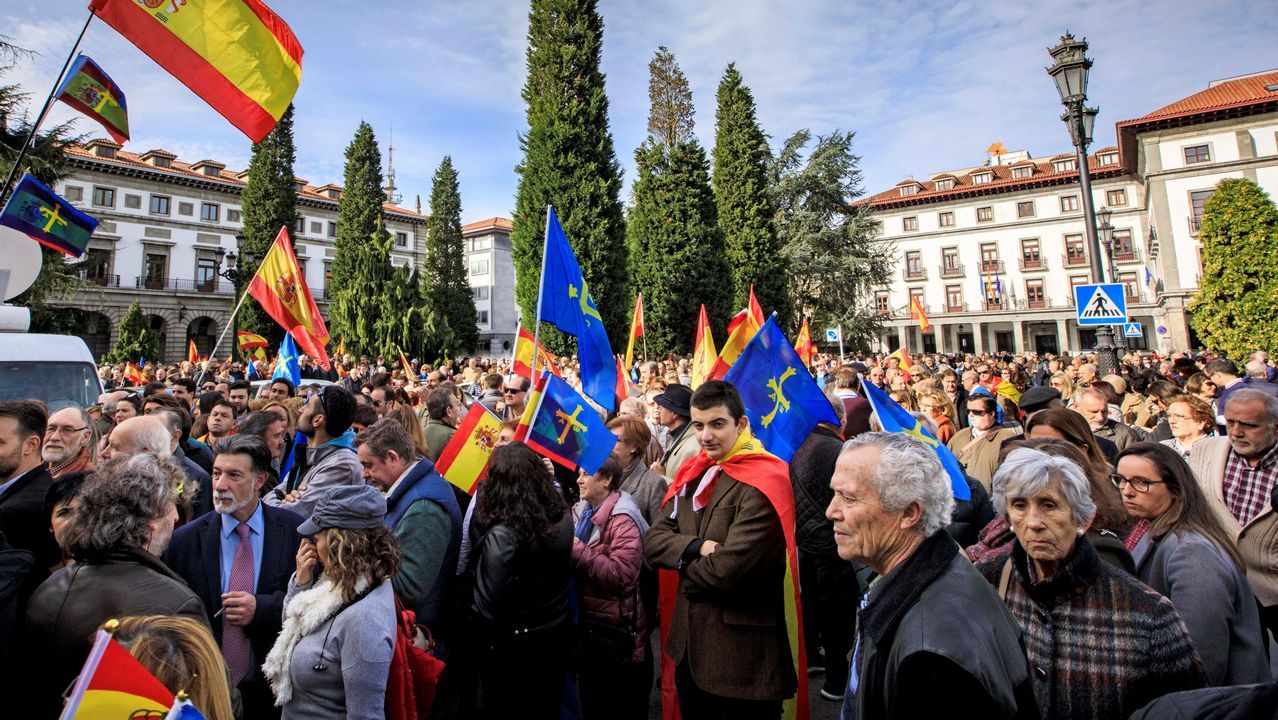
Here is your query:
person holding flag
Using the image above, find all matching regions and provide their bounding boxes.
[645,380,805,720]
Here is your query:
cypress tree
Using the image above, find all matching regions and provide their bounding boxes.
[713,64,790,325]
[1188,178,1278,360]
[104,301,160,363]
[627,48,732,354]
[424,156,478,352]
[328,122,391,356]
[237,104,297,347]
[511,0,629,352]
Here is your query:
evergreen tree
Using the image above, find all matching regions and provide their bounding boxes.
[627,48,732,354]
[713,64,790,325]
[0,41,86,334]
[511,0,629,352]
[1188,178,1278,360]
[772,130,890,347]
[237,104,297,347]
[328,122,391,355]
[424,156,478,352]
[104,301,160,363]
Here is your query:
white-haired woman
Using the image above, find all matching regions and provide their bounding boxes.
[976,447,1206,719]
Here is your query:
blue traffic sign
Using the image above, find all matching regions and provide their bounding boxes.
[1074,283,1128,326]
[825,328,841,343]
[1123,322,1143,338]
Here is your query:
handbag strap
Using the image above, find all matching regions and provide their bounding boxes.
[997,558,1013,601]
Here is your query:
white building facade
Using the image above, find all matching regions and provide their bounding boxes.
[461,217,519,356]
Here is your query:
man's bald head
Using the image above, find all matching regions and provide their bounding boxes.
[104,415,173,460]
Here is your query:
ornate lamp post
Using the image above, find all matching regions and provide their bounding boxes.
[1048,32,1119,374]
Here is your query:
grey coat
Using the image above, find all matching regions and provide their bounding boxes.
[1132,530,1268,686]
[279,578,396,720]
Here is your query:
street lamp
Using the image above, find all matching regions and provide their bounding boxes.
[215,247,256,286]
[1047,32,1119,374]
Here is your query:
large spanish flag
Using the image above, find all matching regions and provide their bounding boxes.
[624,293,644,368]
[61,627,175,719]
[690,304,716,389]
[709,309,761,380]
[89,0,303,143]
[248,227,331,370]
[435,403,502,495]
[512,323,559,380]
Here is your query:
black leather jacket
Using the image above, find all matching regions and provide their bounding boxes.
[471,513,573,638]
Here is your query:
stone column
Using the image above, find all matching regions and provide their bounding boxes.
[973,323,985,355]
[1012,320,1025,354]
[897,325,908,351]
[1055,318,1069,355]
[935,324,946,354]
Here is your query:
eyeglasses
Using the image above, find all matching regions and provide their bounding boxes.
[46,425,88,436]
[1166,413,1195,422]
[1110,474,1166,493]
[504,388,526,395]
[969,409,991,417]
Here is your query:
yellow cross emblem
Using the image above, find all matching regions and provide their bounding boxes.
[904,421,939,449]
[567,280,604,327]
[555,404,587,444]
[39,203,68,233]
[761,367,798,427]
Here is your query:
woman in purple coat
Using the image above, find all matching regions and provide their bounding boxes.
[571,456,651,720]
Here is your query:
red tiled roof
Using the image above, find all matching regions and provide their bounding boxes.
[861,151,1124,208]
[461,216,513,233]
[64,141,427,219]
[1120,70,1278,125]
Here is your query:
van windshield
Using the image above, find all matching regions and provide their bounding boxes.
[0,362,101,411]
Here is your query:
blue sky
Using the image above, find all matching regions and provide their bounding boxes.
[4,1,1276,221]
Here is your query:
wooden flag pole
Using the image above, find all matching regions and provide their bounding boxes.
[0,11,94,206]
[530,205,552,381]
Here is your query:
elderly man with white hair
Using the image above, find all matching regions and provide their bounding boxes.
[42,406,95,479]
[828,432,1037,720]
[102,415,209,519]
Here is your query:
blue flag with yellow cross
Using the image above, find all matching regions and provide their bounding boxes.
[515,371,617,475]
[536,206,618,412]
[723,316,839,463]
[861,377,972,500]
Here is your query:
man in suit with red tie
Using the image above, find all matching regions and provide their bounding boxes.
[165,434,303,718]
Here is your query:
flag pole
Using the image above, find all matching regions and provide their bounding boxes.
[0,10,94,206]
[531,205,552,381]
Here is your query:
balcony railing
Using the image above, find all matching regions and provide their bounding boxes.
[1062,252,1089,268]
[939,263,964,279]
[902,267,927,281]
[1112,247,1142,264]
[82,273,122,287]
[1019,256,1048,271]
[978,260,1004,274]
[945,302,968,314]
[133,276,237,294]
[981,299,1007,312]
[1025,298,1048,310]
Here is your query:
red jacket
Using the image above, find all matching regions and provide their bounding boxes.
[570,491,649,662]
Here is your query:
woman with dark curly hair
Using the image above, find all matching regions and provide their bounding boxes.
[264,485,400,719]
[470,442,573,719]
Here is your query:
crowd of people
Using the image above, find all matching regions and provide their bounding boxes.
[0,345,1276,719]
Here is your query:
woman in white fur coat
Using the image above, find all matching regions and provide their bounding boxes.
[263,485,399,719]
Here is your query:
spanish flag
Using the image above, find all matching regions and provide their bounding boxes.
[794,318,814,368]
[187,338,201,364]
[435,403,502,495]
[124,362,145,385]
[512,323,559,380]
[248,227,331,371]
[624,293,644,368]
[89,0,302,143]
[398,350,419,387]
[709,308,761,381]
[60,626,174,719]
[690,304,716,389]
[911,295,931,333]
[748,284,766,327]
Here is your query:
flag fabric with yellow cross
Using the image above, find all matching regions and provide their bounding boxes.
[860,378,972,501]
[723,316,839,463]
[514,371,617,475]
[0,173,98,258]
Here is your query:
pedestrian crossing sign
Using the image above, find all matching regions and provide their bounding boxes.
[1124,322,1143,338]
[825,328,841,343]
[1074,283,1127,326]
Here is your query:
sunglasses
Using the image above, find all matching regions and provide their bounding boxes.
[969,409,991,417]
[504,387,526,395]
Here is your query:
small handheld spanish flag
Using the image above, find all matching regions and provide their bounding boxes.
[435,403,502,495]
[60,624,174,719]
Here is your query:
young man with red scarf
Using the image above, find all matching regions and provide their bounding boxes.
[646,380,803,720]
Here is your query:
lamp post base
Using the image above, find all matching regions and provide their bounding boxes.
[1095,325,1120,376]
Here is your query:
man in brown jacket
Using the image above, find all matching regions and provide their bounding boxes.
[646,380,797,718]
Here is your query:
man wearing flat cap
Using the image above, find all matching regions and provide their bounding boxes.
[650,384,698,483]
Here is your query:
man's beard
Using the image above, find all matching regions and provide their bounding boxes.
[214,491,253,516]
[42,443,77,465]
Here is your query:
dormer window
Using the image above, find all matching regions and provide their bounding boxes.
[934,178,955,191]
[139,149,176,168]
[1052,158,1077,173]
[86,139,120,159]
[899,185,917,197]
[971,172,992,186]
[190,160,226,178]
[1010,165,1033,179]
[1098,152,1118,166]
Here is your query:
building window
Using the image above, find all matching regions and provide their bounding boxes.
[144,253,167,289]
[178,202,194,216]
[82,248,111,284]
[470,259,489,276]
[1052,158,1077,173]
[1017,200,1035,218]
[124,194,141,209]
[1105,189,1127,206]
[941,247,960,274]
[874,292,890,316]
[472,286,490,300]
[1069,275,1090,302]
[92,186,115,207]
[470,237,492,252]
[1119,272,1139,300]
[1059,195,1080,213]
[1021,238,1042,269]
[971,172,992,185]
[226,209,241,223]
[1183,144,1211,165]
[899,185,917,197]
[934,178,955,191]
[976,206,993,223]
[938,211,955,227]
[327,221,337,238]
[1065,234,1087,266]
[902,216,918,232]
[1112,228,1135,261]
[64,185,84,202]
[196,257,218,291]
[945,285,963,312]
[395,232,408,248]
[1098,151,1118,166]
[1011,165,1033,179]
[150,195,170,215]
[1025,279,1046,308]
[476,310,490,324]
[980,242,999,272]
[905,251,923,279]
[200,202,219,222]
[1189,189,1214,232]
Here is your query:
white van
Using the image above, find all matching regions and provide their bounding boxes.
[0,334,104,411]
